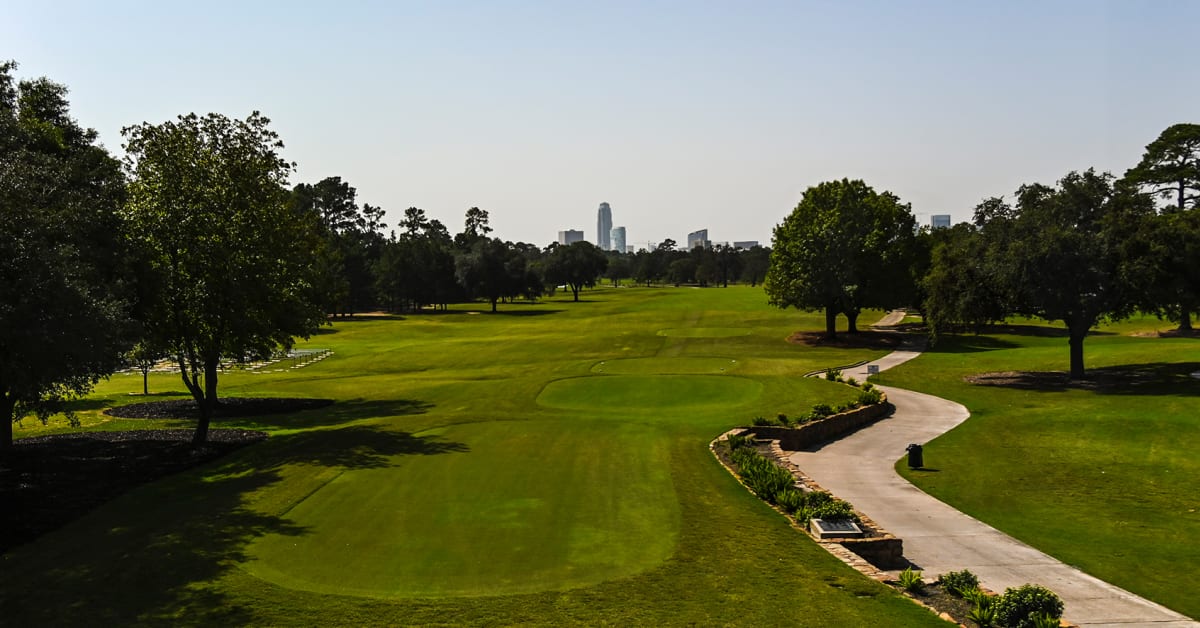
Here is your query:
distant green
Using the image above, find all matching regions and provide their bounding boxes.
[2,286,944,626]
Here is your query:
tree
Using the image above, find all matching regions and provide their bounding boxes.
[1124,123,1200,330]
[739,245,771,286]
[765,179,917,337]
[123,111,324,444]
[455,237,514,312]
[291,177,387,316]
[981,170,1151,378]
[127,341,167,396]
[921,222,1011,340]
[543,241,608,301]
[604,253,632,287]
[454,206,493,249]
[1125,123,1200,212]
[0,62,134,454]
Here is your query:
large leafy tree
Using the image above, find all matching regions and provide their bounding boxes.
[979,170,1152,378]
[0,62,133,454]
[123,112,324,444]
[765,179,917,337]
[1124,123,1200,330]
[543,241,608,300]
[454,237,537,312]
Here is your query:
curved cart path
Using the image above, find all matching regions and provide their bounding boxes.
[789,349,1198,628]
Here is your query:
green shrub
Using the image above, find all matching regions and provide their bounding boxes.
[751,415,773,426]
[774,488,806,514]
[1029,613,1061,628]
[856,389,883,406]
[962,587,993,609]
[898,567,924,593]
[861,381,875,392]
[938,569,980,597]
[845,377,858,387]
[810,403,834,419]
[807,497,858,523]
[732,449,794,501]
[994,584,1063,628]
[727,433,754,451]
[967,601,997,627]
[824,368,841,381]
[776,413,790,426]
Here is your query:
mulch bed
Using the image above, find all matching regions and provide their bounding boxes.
[787,330,906,349]
[0,428,267,553]
[104,397,333,419]
[888,581,980,626]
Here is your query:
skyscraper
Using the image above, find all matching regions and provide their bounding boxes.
[597,202,612,251]
[687,229,710,250]
[931,214,951,229]
[610,226,626,254]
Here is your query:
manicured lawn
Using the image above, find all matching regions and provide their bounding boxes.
[1,286,945,626]
[880,318,1200,619]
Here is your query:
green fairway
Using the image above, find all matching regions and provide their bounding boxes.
[1,286,946,626]
[878,319,1200,619]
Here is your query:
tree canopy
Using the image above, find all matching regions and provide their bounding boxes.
[0,61,133,454]
[765,179,917,337]
[543,241,608,301]
[122,111,324,443]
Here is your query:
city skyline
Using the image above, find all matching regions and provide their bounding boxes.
[3,3,1197,247]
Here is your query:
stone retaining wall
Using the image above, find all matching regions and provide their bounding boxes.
[747,399,892,452]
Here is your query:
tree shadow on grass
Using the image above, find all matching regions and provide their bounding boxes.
[964,362,1200,396]
[1,466,306,625]
[0,421,469,625]
[231,423,470,471]
[224,397,435,430]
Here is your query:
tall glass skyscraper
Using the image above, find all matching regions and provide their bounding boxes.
[597,202,612,250]
[610,226,626,254]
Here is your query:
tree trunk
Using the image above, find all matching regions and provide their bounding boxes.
[1068,331,1086,380]
[0,392,14,455]
[825,307,838,339]
[572,284,580,301]
[846,310,860,334]
[192,356,219,445]
[490,298,497,313]
[1179,304,1193,332]
[142,369,150,395]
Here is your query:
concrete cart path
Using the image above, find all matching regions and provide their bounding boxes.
[789,353,1198,628]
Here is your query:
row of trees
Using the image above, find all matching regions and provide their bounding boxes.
[296,182,775,315]
[0,62,772,454]
[765,124,1199,379]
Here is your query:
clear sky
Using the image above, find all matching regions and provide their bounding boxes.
[4,1,1197,248]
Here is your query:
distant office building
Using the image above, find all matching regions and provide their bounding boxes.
[597,203,612,250]
[687,229,710,250]
[610,226,626,254]
[733,240,759,250]
[931,214,951,229]
[558,229,584,245]
[626,245,635,254]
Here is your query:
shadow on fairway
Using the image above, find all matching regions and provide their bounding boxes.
[248,424,470,470]
[230,398,435,430]
[2,466,308,625]
[965,362,1200,396]
[2,420,470,625]
[928,335,1019,353]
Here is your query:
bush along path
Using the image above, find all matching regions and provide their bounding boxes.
[786,343,1199,627]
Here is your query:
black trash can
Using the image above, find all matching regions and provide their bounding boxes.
[906,443,924,469]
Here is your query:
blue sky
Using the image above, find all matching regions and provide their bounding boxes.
[5,1,1196,248]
